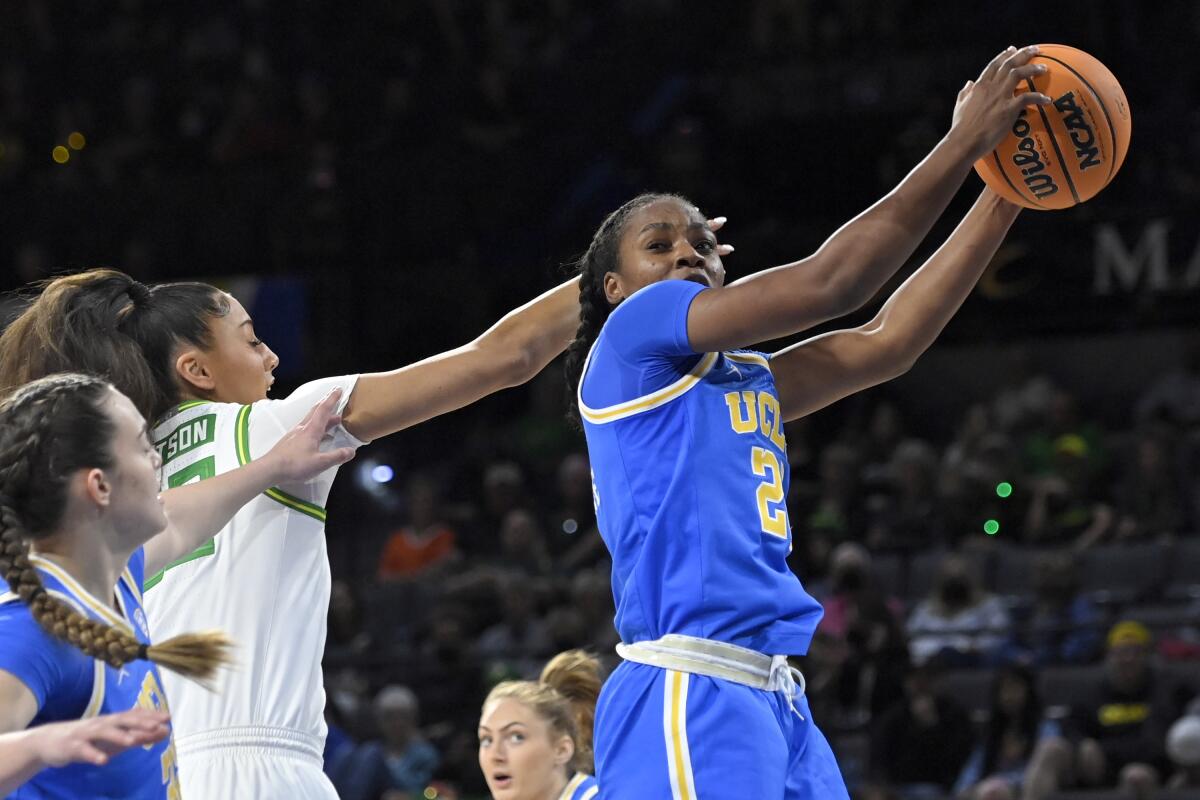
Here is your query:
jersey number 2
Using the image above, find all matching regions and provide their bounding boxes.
[751,447,789,539]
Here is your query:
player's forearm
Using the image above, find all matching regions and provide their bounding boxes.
[342,278,578,441]
[146,458,282,574]
[796,133,977,311]
[476,276,580,385]
[0,729,48,794]
[862,189,1019,370]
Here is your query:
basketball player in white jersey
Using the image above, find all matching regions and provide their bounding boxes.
[0,257,724,798]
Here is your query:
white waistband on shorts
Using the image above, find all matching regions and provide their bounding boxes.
[174,725,324,766]
[617,634,806,717]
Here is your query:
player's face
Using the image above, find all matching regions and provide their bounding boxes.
[478,699,572,800]
[198,293,279,405]
[102,387,168,546]
[604,198,725,305]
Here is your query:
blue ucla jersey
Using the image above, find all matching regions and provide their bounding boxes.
[579,279,823,655]
[559,772,599,799]
[0,548,180,800]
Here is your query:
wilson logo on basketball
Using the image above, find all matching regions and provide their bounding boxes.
[1053,91,1102,171]
[1010,110,1059,200]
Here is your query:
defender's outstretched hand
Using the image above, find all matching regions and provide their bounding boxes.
[263,388,357,483]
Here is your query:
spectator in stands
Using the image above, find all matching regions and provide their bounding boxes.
[326,579,374,661]
[1113,427,1188,541]
[476,577,552,676]
[1004,552,1101,667]
[472,461,528,555]
[954,664,1060,799]
[332,685,439,800]
[795,442,865,581]
[1024,621,1193,799]
[377,473,459,580]
[1166,712,1200,791]
[866,438,943,551]
[495,508,553,577]
[549,453,605,572]
[907,554,1010,667]
[810,543,908,726]
[409,605,485,734]
[870,664,975,797]
[1135,338,1200,430]
[1024,432,1115,550]
[990,348,1055,435]
[569,568,619,657]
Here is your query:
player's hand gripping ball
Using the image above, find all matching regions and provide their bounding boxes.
[975,44,1130,210]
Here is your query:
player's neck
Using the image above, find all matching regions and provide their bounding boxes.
[541,770,570,800]
[32,530,131,611]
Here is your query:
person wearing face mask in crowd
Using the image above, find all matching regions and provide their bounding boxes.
[906,555,1010,668]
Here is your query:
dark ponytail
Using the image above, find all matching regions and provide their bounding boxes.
[563,193,695,425]
[0,374,232,685]
[0,269,228,421]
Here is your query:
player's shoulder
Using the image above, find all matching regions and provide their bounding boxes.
[152,398,239,438]
[609,278,705,323]
[0,594,66,655]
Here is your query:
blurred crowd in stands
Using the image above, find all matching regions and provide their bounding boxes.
[5,1,1200,799]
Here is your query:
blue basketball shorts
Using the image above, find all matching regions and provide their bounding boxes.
[593,661,849,799]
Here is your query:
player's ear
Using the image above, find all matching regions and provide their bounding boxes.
[175,348,216,394]
[80,466,112,509]
[553,735,574,768]
[602,271,625,305]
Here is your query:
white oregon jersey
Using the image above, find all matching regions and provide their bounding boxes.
[146,376,361,775]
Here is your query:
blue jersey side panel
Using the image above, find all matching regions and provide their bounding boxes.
[580,280,823,655]
[0,548,179,800]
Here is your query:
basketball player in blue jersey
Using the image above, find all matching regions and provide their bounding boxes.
[0,373,352,799]
[479,650,601,800]
[563,46,1052,798]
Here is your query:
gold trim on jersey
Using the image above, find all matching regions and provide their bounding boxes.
[81,660,106,719]
[579,787,599,800]
[663,670,697,800]
[29,555,135,634]
[578,350,719,425]
[725,351,771,370]
[559,773,586,800]
[235,405,329,523]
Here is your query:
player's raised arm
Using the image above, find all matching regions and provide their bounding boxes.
[770,188,1020,422]
[339,277,579,442]
[342,219,732,443]
[683,46,1050,354]
[143,390,355,576]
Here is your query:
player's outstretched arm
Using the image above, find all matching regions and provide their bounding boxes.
[336,217,737,441]
[684,46,1050,354]
[770,188,1020,421]
[0,700,169,794]
[143,390,355,576]
[339,277,579,442]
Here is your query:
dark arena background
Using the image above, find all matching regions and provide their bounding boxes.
[3,2,1200,799]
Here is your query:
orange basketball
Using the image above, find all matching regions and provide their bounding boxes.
[975,44,1131,210]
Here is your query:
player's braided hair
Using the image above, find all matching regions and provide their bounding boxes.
[563,193,695,426]
[0,374,232,686]
[483,649,602,775]
[0,268,228,421]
